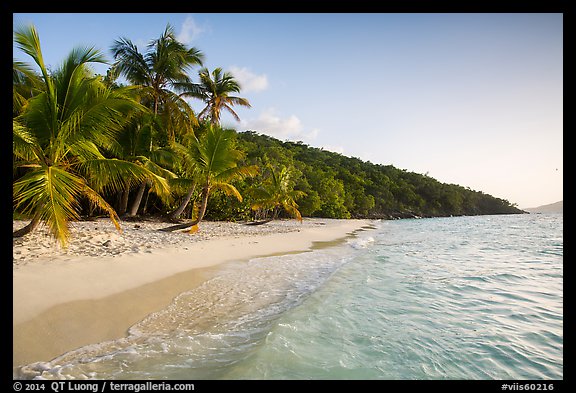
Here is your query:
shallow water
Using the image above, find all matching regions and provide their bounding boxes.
[16,214,562,380]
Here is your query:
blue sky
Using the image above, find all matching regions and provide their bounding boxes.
[13,13,563,209]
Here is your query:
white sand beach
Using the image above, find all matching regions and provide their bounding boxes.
[13,218,371,367]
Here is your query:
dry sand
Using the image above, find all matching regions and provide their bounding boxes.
[13,218,371,367]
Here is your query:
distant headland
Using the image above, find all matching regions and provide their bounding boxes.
[524,201,563,214]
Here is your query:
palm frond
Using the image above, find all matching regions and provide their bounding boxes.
[13,119,42,162]
[197,105,212,122]
[147,146,180,169]
[13,59,43,114]
[13,59,42,87]
[146,172,173,202]
[196,126,238,173]
[83,184,122,232]
[226,96,252,107]
[168,141,196,173]
[126,157,174,202]
[212,182,243,202]
[13,86,29,116]
[67,140,106,161]
[168,177,197,195]
[13,24,50,82]
[213,165,259,183]
[289,189,307,200]
[14,24,59,127]
[79,158,155,194]
[222,105,241,122]
[13,166,85,247]
[282,201,303,222]
[158,91,198,140]
[19,92,54,145]
[54,45,107,111]
[138,155,177,180]
[61,85,148,150]
[194,67,251,125]
[173,81,205,97]
[111,37,151,85]
[248,165,304,222]
[250,201,272,211]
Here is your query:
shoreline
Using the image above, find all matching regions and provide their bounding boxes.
[13,218,372,367]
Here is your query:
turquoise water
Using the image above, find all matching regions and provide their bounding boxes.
[17,214,563,380]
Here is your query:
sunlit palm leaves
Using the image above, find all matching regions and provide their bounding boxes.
[250,165,305,221]
[13,24,157,246]
[13,166,121,245]
[183,67,251,125]
[110,24,204,215]
[104,113,178,214]
[111,24,203,141]
[191,125,258,211]
[13,59,43,116]
[160,125,258,231]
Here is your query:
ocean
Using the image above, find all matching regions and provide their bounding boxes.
[16,213,563,380]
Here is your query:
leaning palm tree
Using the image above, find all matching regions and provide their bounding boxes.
[160,125,258,232]
[250,165,306,222]
[110,24,204,215]
[183,67,251,125]
[12,24,169,246]
[164,123,208,222]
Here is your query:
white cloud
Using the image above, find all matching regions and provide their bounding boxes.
[177,15,207,44]
[241,108,319,142]
[228,66,269,93]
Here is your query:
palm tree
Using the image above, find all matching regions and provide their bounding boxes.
[12,24,168,246]
[106,113,179,216]
[167,65,253,220]
[184,67,251,125]
[164,123,209,222]
[110,24,204,215]
[250,165,306,222]
[166,68,252,222]
[160,125,258,232]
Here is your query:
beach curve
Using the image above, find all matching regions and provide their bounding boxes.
[13,218,370,367]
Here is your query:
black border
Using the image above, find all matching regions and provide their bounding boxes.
[8,2,569,389]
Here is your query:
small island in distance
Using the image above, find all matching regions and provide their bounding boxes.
[524,201,563,214]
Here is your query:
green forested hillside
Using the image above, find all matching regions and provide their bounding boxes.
[203,131,524,221]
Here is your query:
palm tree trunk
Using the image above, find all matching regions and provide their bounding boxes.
[142,188,151,215]
[88,203,97,218]
[119,186,130,216]
[273,206,280,220]
[13,214,41,238]
[133,97,157,218]
[168,183,196,222]
[127,182,146,217]
[160,185,209,232]
[194,185,210,224]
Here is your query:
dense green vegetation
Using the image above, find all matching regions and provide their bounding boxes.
[200,131,524,221]
[13,24,523,246]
